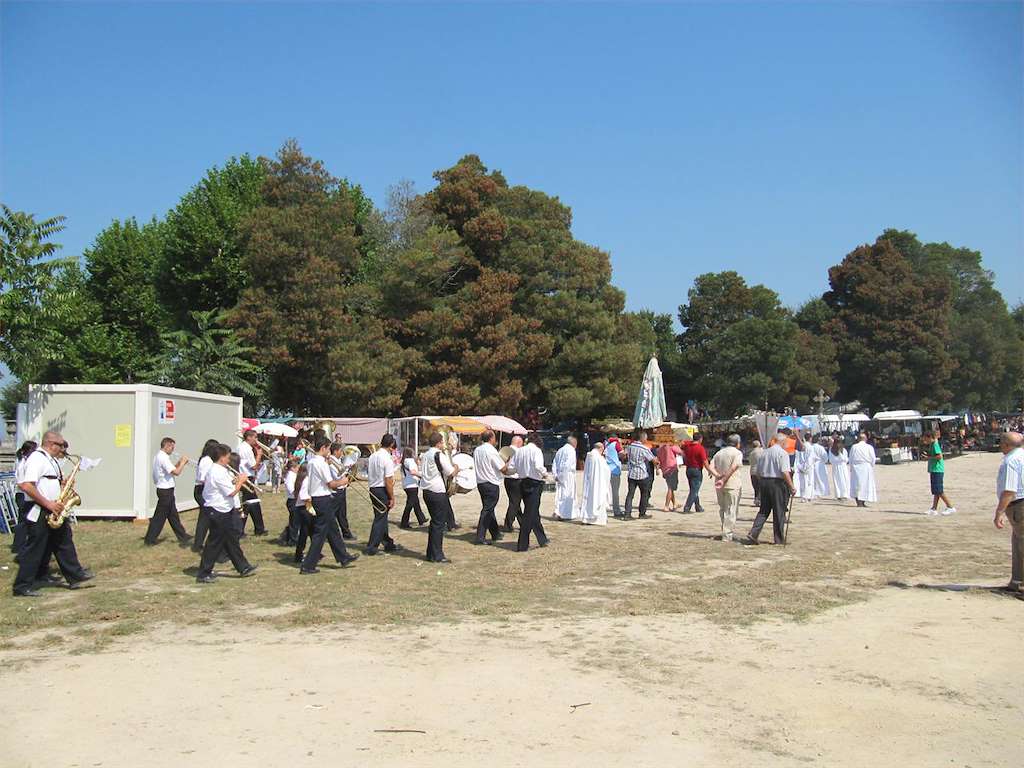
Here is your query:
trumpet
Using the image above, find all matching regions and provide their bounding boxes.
[238,431,276,459]
[226,464,261,495]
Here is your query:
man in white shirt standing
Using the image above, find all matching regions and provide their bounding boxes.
[145,437,192,547]
[502,435,525,532]
[238,430,268,536]
[993,432,1024,594]
[849,433,878,507]
[473,430,508,544]
[552,436,579,521]
[745,433,796,545]
[365,434,402,556]
[197,443,256,583]
[512,432,550,552]
[420,431,458,563]
[299,438,359,575]
[13,431,93,597]
[712,434,744,541]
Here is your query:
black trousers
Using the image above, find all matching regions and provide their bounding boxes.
[503,477,523,529]
[749,478,789,544]
[241,484,266,534]
[192,485,210,552]
[401,488,426,526]
[301,496,351,570]
[751,475,762,504]
[624,477,651,517]
[197,510,251,577]
[145,488,190,544]
[423,490,450,561]
[12,492,29,555]
[366,487,394,551]
[282,498,300,544]
[475,481,501,542]
[334,491,353,537]
[13,512,88,593]
[517,478,548,551]
[293,504,314,560]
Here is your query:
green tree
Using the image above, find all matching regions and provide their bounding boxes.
[144,309,264,400]
[824,236,952,412]
[1,377,27,420]
[157,155,265,321]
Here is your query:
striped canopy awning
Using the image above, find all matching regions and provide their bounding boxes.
[424,416,488,435]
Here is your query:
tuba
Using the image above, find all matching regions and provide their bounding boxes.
[47,454,83,529]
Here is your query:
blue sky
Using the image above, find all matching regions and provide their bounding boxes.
[3,1,1021,318]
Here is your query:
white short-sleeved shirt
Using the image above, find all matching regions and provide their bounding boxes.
[203,463,237,513]
[152,451,177,489]
[195,455,213,486]
[284,470,298,500]
[307,455,334,497]
[757,444,791,479]
[367,448,395,489]
[512,442,546,481]
[238,442,258,476]
[504,446,520,480]
[420,448,453,494]
[712,446,743,490]
[15,457,28,484]
[21,449,63,522]
[997,447,1024,504]
[401,457,419,489]
[474,442,506,486]
[328,455,349,494]
[297,475,311,503]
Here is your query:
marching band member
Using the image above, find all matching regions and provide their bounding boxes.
[473,430,507,544]
[420,432,457,563]
[196,444,256,583]
[513,432,550,552]
[279,458,300,545]
[364,434,401,556]
[192,439,219,552]
[12,431,93,597]
[10,440,37,558]
[238,430,268,536]
[145,437,192,547]
[502,435,525,532]
[292,463,313,563]
[299,438,359,575]
[329,442,356,540]
[398,447,427,528]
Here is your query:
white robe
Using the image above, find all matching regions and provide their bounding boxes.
[579,449,611,526]
[812,443,830,498]
[794,448,817,499]
[553,443,578,520]
[849,441,878,502]
[827,449,851,499]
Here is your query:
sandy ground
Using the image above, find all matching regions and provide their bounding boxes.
[1,451,1021,767]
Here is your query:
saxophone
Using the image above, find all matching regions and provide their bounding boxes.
[47,453,82,529]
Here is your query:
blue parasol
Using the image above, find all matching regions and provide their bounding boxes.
[777,414,811,431]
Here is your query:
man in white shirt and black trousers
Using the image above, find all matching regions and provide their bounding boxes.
[513,432,550,552]
[745,433,796,545]
[13,431,94,597]
[329,442,357,540]
[145,437,192,547]
[365,434,403,556]
[473,429,507,545]
[300,438,359,575]
[238,430,267,536]
[502,434,525,532]
[196,443,256,583]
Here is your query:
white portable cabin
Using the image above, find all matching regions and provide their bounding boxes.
[23,384,242,519]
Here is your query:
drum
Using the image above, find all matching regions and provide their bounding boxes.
[452,453,476,495]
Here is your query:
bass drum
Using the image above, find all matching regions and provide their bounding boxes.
[451,453,476,495]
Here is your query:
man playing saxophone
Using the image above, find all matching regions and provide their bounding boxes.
[12,431,94,597]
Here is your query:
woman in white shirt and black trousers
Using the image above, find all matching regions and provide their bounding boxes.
[420,432,459,563]
[145,437,192,547]
[196,444,256,583]
[365,434,402,556]
[299,438,359,575]
[399,447,426,528]
[10,440,37,558]
[191,439,219,553]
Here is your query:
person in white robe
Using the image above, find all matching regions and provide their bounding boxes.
[552,437,579,520]
[827,441,851,500]
[579,443,611,526]
[794,443,817,500]
[812,437,831,498]
[849,433,878,506]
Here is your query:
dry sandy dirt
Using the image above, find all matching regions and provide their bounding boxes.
[1,451,1021,767]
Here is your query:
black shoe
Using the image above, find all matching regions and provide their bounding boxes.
[638,513,652,519]
[196,575,216,584]
[178,537,194,547]
[36,573,65,585]
[300,567,320,575]
[363,548,379,556]
[144,540,158,546]
[339,554,359,567]
[293,554,303,564]
[13,588,42,597]
[538,540,549,548]
[239,565,257,577]
[343,532,357,541]
[450,524,462,530]
[398,524,412,530]
[493,533,504,541]
[254,530,268,537]
[502,524,515,533]
[384,543,403,553]
[68,579,96,590]
[472,539,487,545]
[742,537,760,546]
[434,557,453,564]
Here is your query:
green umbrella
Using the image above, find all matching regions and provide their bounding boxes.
[633,356,667,429]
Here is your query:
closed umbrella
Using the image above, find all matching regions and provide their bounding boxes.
[633,356,667,429]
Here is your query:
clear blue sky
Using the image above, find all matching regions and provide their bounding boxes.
[3,1,1021,318]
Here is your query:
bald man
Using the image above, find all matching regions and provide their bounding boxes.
[993,432,1024,594]
[13,431,93,597]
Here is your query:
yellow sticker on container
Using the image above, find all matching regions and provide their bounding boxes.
[114,423,132,447]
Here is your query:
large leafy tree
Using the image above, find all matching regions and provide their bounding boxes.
[824,236,953,412]
[229,140,410,415]
[879,229,1023,411]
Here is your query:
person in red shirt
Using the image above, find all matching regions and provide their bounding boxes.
[682,433,715,513]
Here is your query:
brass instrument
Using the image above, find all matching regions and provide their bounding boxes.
[238,432,275,460]
[326,448,376,507]
[226,464,261,495]
[47,453,83,529]
[498,446,515,464]
[439,426,459,497]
